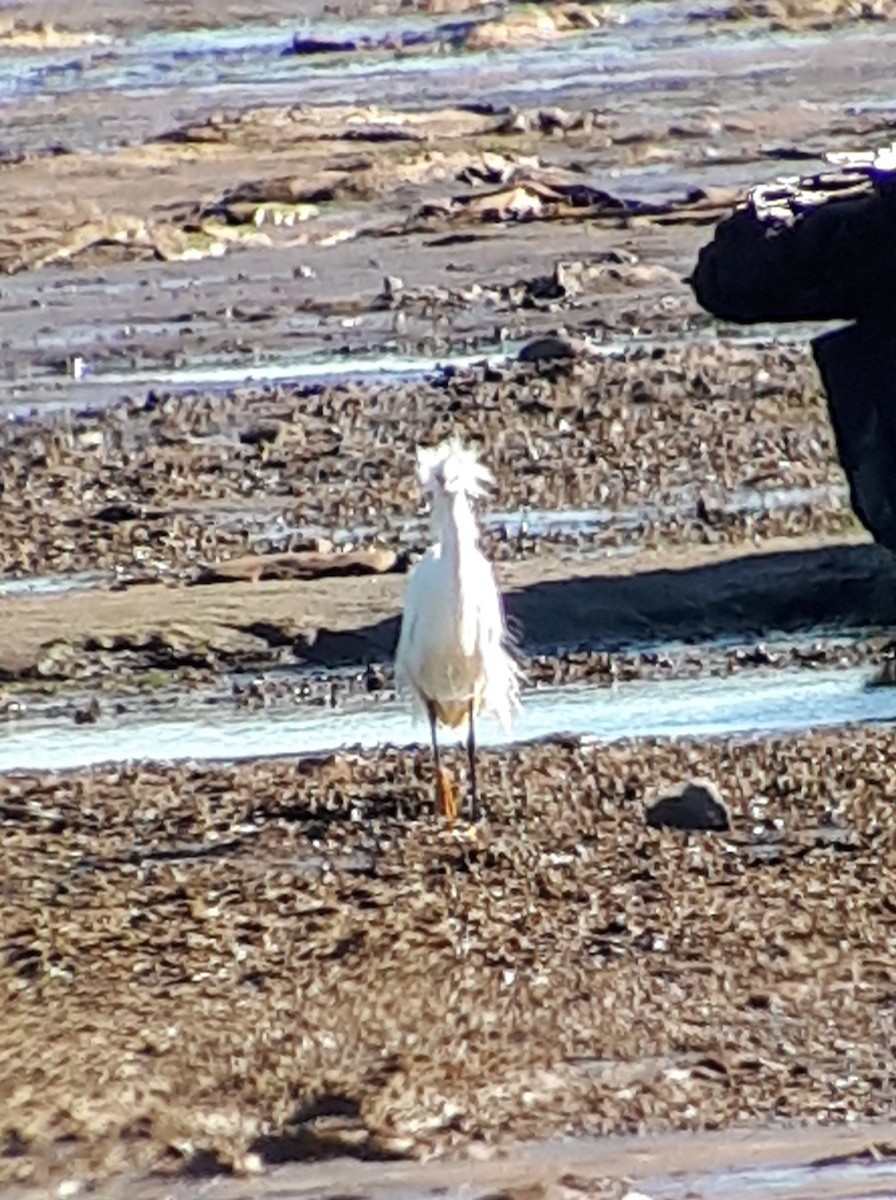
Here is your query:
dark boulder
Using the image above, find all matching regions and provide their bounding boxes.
[813,320,896,552]
[689,150,896,552]
[690,159,896,323]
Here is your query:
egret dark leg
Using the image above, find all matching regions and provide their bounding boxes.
[427,701,441,780]
[467,699,479,823]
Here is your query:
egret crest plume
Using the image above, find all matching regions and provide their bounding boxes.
[416,436,493,499]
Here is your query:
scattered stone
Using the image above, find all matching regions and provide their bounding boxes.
[645,779,732,832]
[56,1180,85,1200]
[73,697,101,726]
[517,333,582,363]
[867,657,896,687]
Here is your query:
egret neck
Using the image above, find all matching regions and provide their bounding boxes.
[436,488,478,551]
[435,487,481,659]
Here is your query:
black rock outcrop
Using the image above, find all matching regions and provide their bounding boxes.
[690,149,896,551]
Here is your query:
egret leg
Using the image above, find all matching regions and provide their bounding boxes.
[428,701,458,821]
[467,699,479,823]
[427,701,441,778]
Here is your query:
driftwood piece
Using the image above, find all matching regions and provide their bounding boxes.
[190,548,397,586]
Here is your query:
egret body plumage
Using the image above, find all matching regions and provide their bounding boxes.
[395,436,519,820]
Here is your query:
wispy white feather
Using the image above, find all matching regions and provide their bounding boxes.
[416,436,493,499]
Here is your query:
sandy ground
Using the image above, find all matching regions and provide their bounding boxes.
[1,533,895,688]
[3,0,896,1195]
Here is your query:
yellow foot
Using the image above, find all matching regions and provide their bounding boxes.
[436,765,458,822]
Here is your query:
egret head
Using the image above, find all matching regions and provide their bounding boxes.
[416,436,492,501]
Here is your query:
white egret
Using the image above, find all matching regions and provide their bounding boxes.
[395,436,520,821]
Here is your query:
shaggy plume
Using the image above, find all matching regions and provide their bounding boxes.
[416,436,493,499]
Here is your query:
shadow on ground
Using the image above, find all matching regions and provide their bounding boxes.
[301,541,896,666]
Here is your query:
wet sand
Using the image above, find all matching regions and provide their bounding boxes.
[3,0,896,1195]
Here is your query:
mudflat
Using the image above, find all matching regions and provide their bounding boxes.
[4,729,896,1191]
[2,1,896,1195]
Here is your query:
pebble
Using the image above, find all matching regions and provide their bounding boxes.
[644,778,731,832]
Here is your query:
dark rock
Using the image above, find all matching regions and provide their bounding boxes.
[363,664,387,692]
[286,35,360,55]
[91,503,164,524]
[812,319,896,552]
[73,697,101,725]
[867,656,896,687]
[689,151,896,553]
[689,157,896,323]
[517,334,580,363]
[645,779,731,832]
[238,424,282,447]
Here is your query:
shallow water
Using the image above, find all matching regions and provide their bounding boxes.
[0,569,108,597]
[0,322,829,419]
[21,322,819,385]
[247,480,847,560]
[0,4,786,109]
[488,483,848,539]
[86,347,511,389]
[2,664,893,773]
[0,345,513,416]
[632,1152,896,1200]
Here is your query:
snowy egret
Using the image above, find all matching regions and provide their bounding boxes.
[395,436,520,821]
